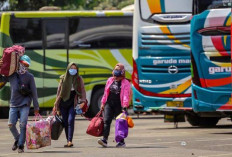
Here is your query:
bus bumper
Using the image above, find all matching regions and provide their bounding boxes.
[192,84,232,112]
[132,86,192,113]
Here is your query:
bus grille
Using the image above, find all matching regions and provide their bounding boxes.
[141,65,190,74]
[141,32,190,46]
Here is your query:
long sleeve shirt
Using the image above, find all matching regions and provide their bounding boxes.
[54,76,86,111]
[1,72,39,110]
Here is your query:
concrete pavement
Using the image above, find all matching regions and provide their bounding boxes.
[0,116,232,157]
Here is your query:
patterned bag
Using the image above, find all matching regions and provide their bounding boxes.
[115,112,128,143]
[0,45,25,76]
[26,115,51,149]
[0,47,20,76]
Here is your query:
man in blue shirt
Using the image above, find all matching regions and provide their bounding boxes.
[0,55,39,153]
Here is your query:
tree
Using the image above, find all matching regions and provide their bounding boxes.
[7,0,134,11]
[0,0,8,10]
[93,0,134,10]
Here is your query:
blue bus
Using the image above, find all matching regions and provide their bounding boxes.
[190,0,231,126]
[132,0,193,124]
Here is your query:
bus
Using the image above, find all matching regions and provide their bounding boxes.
[191,0,231,126]
[0,11,133,118]
[132,0,193,124]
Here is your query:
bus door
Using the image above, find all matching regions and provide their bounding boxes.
[42,18,69,107]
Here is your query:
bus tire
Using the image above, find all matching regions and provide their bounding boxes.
[186,114,220,127]
[0,107,9,119]
[89,88,104,117]
[198,117,220,127]
[186,113,200,126]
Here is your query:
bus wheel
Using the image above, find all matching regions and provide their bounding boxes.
[0,107,9,119]
[186,114,220,127]
[186,113,200,126]
[89,88,104,117]
[198,117,220,127]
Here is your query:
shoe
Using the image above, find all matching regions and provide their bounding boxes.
[98,139,107,147]
[116,142,126,148]
[18,145,24,153]
[64,142,73,147]
[12,140,18,151]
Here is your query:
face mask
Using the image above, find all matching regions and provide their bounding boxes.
[113,70,122,77]
[69,69,77,76]
[18,63,28,74]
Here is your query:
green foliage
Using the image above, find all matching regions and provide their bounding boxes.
[93,0,134,10]
[0,0,7,10]
[7,0,134,11]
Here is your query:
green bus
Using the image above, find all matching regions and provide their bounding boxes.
[0,11,133,117]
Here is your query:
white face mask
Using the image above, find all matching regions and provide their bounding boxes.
[18,63,28,74]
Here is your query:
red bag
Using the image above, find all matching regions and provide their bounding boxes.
[82,100,88,113]
[12,45,25,57]
[86,111,103,137]
[0,47,20,76]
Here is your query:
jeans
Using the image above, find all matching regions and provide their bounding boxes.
[103,100,122,141]
[60,105,75,142]
[8,105,30,146]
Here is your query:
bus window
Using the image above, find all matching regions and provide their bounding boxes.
[44,19,66,49]
[10,18,42,49]
[69,17,132,49]
[43,19,68,70]
[194,0,232,14]
[140,0,192,21]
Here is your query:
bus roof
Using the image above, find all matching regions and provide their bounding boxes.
[1,10,133,18]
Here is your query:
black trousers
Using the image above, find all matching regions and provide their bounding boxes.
[103,100,122,141]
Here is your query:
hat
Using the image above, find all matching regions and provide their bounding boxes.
[20,55,31,67]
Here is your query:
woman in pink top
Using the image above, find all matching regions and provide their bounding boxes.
[98,63,131,148]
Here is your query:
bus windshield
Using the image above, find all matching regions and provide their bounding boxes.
[194,0,232,14]
[140,0,192,20]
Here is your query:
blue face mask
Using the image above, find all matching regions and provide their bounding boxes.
[69,69,77,76]
[113,70,122,77]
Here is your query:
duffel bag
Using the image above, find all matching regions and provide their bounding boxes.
[86,110,103,137]
[0,47,19,76]
[51,115,64,140]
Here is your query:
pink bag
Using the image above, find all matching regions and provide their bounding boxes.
[0,45,25,76]
[26,115,51,149]
[0,47,19,76]
[12,45,25,57]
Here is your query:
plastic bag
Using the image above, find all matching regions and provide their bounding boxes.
[26,115,51,149]
[127,116,134,128]
[115,112,128,143]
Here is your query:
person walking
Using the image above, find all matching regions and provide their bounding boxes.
[53,62,86,147]
[0,55,39,153]
[98,63,131,148]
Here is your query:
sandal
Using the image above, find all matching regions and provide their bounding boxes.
[64,142,73,147]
